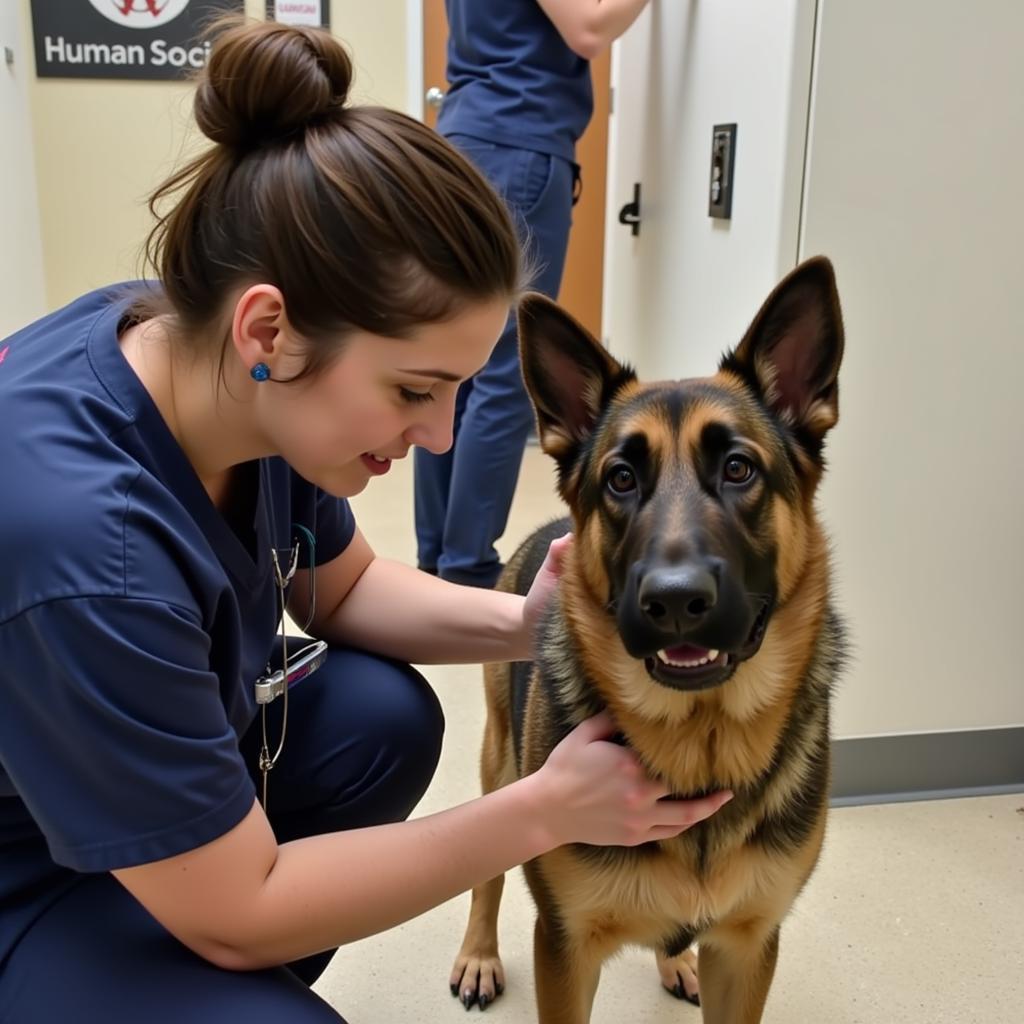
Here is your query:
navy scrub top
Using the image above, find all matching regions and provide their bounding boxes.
[0,285,355,965]
[438,0,594,163]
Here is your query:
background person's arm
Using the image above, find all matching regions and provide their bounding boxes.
[538,0,652,60]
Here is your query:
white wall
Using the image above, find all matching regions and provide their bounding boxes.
[804,0,1024,736]
[602,0,816,375]
[0,2,45,336]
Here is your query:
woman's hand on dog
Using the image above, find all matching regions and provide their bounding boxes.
[535,711,733,848]
[519,532,574,654]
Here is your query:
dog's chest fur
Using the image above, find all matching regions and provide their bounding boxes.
[510,600,843,952]
[533,826,797,954]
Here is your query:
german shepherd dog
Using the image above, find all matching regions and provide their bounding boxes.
[451,258,847,1023]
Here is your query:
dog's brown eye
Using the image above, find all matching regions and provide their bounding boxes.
[607,466,637,494]
[724,456,755,485]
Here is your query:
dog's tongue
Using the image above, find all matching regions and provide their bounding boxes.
[664,643,710,660]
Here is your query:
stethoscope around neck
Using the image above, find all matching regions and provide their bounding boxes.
[254,463,326,810]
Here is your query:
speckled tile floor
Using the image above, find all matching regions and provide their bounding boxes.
[313,449,1024,1023]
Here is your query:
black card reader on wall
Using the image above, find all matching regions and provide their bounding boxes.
[709,123,737,219]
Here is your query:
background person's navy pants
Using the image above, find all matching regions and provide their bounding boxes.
[0,646,444,1024]
[414,133,576,587]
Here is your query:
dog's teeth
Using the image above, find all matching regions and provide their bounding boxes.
[656,649,716,669]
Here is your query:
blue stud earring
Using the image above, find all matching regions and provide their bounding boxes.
[250,362,271,382]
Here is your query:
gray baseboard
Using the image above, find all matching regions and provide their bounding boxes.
[830,726,1024,806]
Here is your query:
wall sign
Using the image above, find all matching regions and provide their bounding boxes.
[267,1,330,30]
[30,1,244,81]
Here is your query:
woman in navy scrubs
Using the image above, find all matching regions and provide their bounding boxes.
[0,18,729,1022]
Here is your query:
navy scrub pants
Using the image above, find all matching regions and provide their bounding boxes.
[414,133,576,587]
[0,646,444,1024]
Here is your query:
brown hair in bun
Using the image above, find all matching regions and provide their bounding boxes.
[137,16,522,383]
[194,17,352,150]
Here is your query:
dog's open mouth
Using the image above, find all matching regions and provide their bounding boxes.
[644,599,771,692]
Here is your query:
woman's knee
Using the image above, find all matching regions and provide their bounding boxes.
[368,657,445,783]
[319,650,444,822]
[250,647,446,834]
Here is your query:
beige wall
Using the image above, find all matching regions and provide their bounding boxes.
[21,0,410,310]
[1,1,45,335]
[804,0,1024,737]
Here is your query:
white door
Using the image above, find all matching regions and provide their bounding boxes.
[601,0,816,377]
[0,3,45,336]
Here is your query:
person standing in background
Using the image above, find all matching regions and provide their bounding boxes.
[415,0,651,587]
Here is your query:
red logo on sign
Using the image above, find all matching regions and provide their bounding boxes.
[88,0,191,30]
[114,1,169,15]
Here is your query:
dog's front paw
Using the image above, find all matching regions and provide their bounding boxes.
[656,947,700,1007]
[450,950,506,1012]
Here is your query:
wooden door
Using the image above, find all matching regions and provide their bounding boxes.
[422,0,608,340]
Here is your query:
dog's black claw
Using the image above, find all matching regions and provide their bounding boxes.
[478,994,490,1012]
[495,983,504,996]
[450,982,460,997]
[461,989,477,1011]
[670,979,700,1007]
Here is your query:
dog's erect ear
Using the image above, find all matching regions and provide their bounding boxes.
[518,293,635,468]
[720,256,844,451]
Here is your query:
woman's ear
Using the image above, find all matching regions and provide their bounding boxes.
[231,285,289,375]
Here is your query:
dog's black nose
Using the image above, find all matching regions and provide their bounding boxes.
[638,567,718,632]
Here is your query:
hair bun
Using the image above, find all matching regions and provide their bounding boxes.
[195,18,353,149]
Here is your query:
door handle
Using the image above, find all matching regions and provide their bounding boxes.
[425,86,447,109]
[618,182,641,237]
